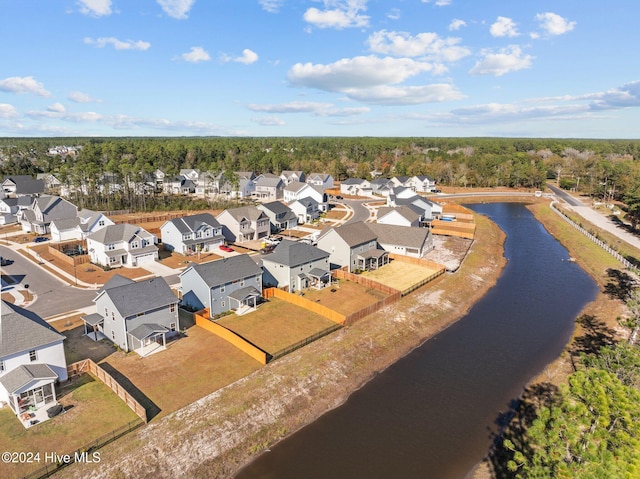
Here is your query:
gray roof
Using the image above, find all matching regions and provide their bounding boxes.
[128,323,169,341]
[377,205,422,223]
[0,364,58,394]
[2,175,44,194]
[0,302,65,358]
[87,224,152,244]
[227,286,261,301]
[260,201,292,216]
[283,181,307,193]
[81,313,104,326]
[184,254,262,288]
[329,221,377,247]
[164,213,220,234]
[51,217,81,231]
[307,173,331,181]
[366,223,431,249]
[99,277,177,318]
[262,239,328,268]
[341,178,367,185]
[293,197,319,208]
[221,206,267,223]
[308,267,330,278]
[255,176,283,188]
[98,274,136,294]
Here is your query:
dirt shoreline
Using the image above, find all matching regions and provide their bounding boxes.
[58,211,505,479]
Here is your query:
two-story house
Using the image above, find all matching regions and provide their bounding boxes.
[2,175,45,197]
[388,192,443,221]
[289,197,320,224]
[340,178,372,197]
[180,254,263,316]
[219,175,256,199]
[366,223,433,258]
[279,170,305,186]
[81,276,179,356]
[390,176,412,188]
[19,195,78,234]
[410,175,437,193]
[0,302,67,424]
[317,221,388,272]
[50,209,114,242]
[253,173,284,201]
[216,206,270,243]
[86,224,158,268]
[370,178,394,197]
[261,240,331,291]
[257,201,298,232]
[376,205,424,228]
[160,213,224,255]
[306,173,334,191]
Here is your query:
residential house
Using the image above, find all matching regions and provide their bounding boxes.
[279,170,305,185]
[165,175,196,195]
[390,176,411,188]
[219,174,255,199]
[19,195,78,234]
[216,206,270,243]
[179,169,200,182]
[257,201,298,232]
[317,221,388,272]
[36,173,62,194]
[370,178,394,197]
[160,213,224,255]
[86,224,158,268]
[180,254,263,316]
[0,302,67,422]
[51,209,114,242]
[283,182,327,210]
[289,197,320,224]
[376,205,424,228]
[253,173,284,201]
[2,175,45,197]
[390,195,443,221]
[410,175,437,193]
[306,173,334,191]
[340,178,372,197]
[81,276,179,356]
[0,197,21,225]
[261,239,331,291]
[144,169,166,193]
[366,223,433,258]
[194,171,220,196]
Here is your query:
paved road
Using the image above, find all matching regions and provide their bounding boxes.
[0,245,96,318]
[342,199,370,224]
[547,184,584,207]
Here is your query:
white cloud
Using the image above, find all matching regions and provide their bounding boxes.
[386,8,401,20]
[490,16,519,37]
[303,0,370,30]
[84,37,151,50]
[181,46,211,63]
[221,49,258,65]
[247,101,370,116]
[288,55,433,92]
[422,0,452,6]
[157,0,195,19]
[584,81,640,110]
[78,0,112,17]
[253,116,285,126]
[27,108,103,123]
[470,45,533,76]
[68,91,100,103]
[0,76,51,97]
[367,30,471,62]
[449,19,466,31]
[535,12,576,36]
[343,83,464,105]
[47,103,66,113]
[0,104,19,119]
[259,0,283,13]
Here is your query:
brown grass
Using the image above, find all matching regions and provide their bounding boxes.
[361,260,441,291]
[301,280,389,315]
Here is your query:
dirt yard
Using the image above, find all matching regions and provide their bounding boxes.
[302,280,389,315]
[361,259,442,292]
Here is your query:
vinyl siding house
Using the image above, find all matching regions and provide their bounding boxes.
[306,173,334,190]
[50,209,114,242]
[317,221,388,272]
[0,302,67,423]
[160,213,224,255]
[2,175,45,197]
[390,176,411,188]
[376,205,424,228]
[180,254,263,316]
[257,201,298,232]
[279,170,305,185]
[289,197,320,224]
[366,223,433,258]
[217,206,270,243]
[370,178,394,197]
[253,173,284,200]
[0,197,20,225]
[261,240,331,291]
[86,224,158,268]
[340,178,372,197]
[81,276,179,356]
[19,195,78,234]
[219,176,255,199]
[410,175,437,193]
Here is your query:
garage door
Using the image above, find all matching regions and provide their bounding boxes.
[136,253,156,265]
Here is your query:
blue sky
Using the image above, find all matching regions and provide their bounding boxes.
[1,0,638,138]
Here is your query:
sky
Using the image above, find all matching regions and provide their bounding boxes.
[1,0,639,138]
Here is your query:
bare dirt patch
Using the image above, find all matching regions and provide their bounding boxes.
[302,280,388,315]
[361,260,441,292]
[425,235,473,271]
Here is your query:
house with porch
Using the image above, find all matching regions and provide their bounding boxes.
[289,197,320,224]
[0,197,30,225]
[50,209,114,242]
[19,195,78,234]
[0,302,67,426]
[2,175,45,197]
[180,254,263,316]
[370,178,394,197]
[219,175,256,199]
[340,178,372,197]
[81,276,179,356]
[410,175,437,193]
[390,176,411,188]
[253,173,284,201]
[216,206,270,243]
[36,173,62,194]
[261,240,331,292]
[257,201,298,232]
[306,173,334,191]
[160,213,224,255]
[86,224,158,268]
[317,221,388,272]
[280,170,305,185]
[366,223,434,258]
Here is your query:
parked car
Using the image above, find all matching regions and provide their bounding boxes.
[0,257,13,266]
[335,195,343,200]
[260,244,275,254]
[34,237,49,243]
[219,244,234,252]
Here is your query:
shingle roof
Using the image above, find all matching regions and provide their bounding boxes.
[87,224,150,244]
[0,364,58,394]
[366,223,430,249]
[0,302,65,358]
[255,176,283,188]
[222,206,267,222]
[283,181,307,193]
[260,201,292,216]
[2,176,44,194]
[98,274,136,294]
[341,178,366,185]
[184,254,262,288]
[100,277,177,318]
[51,217,81,231]
[262,239,328,267]
[330,221,377,247]
[128,323,169,341]
[377,205,421,223]
[165,213,220,234]
[293,197,319,207]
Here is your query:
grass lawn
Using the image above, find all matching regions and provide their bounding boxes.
[302,280,389,315]
[361,260,441,293]
[0,374,139,479]
[216,298,339,354]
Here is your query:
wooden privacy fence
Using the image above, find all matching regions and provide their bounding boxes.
[47,243,90,267]
[194,309,269,364]
[387,254,447,295]
[331,269,400,296]
[263,287,347,325]
[342,291,401,326]
[66,359,148,423]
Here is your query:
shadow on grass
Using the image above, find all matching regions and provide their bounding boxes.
[604,268,637,301]
[99,362,161,421]
[570,314,617,358]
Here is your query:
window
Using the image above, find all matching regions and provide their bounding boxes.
[170,323,176,332]
[29,350,37,362]
[110,256,117,264]
[221,301,225,308]
[107,243,116,251]
[99,220,105,226]
[0,360,4,372]
[220,285,225,293]
[112,312,115,320]
[131,241,139,249]
[170,303,175,313]
[240,280,245,287]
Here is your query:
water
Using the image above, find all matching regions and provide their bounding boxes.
[236,203,598,479]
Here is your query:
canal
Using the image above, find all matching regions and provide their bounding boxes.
[235,202,599,479]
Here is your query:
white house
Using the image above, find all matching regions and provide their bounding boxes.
[340,178,372,197]
[257,201,298,232]
[160,213,224,255]
[0,302,67,424]
[410,175,437,193]
[279,170,305,185]
[376,205,424,228]
[86,224,158,268]
[367,223,434,258]
[289,197,321,224]
[261,240,331,291]
[252,173,284,201]
[19,196,78,234]
[50,209,114,242]
[216,206,270,243]
[306,173,334,191]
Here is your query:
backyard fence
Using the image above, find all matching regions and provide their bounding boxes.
[387,254,447,295]
[47,241,90,267]
[342,291,402,326]
[270,323,343,361]
[331,269,400,296]
[66,359,148,422]
[263,287,348,325]
[22,419,144,479]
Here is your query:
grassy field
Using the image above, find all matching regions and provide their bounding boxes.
[361,260,441,292]
[0,375,139,479]
[302,279,389,315]
[217,298,339,354]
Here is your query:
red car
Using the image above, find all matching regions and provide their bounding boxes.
[219,245,234,252]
